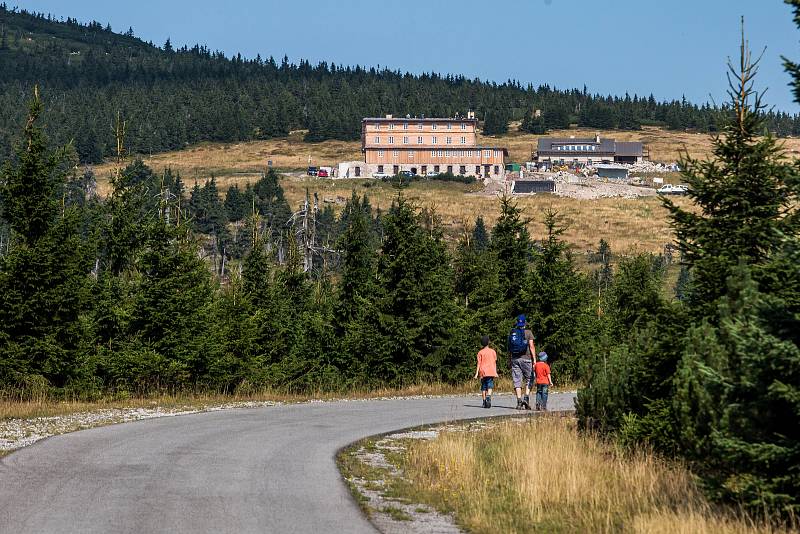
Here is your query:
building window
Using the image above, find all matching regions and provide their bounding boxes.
[421,165,427,174]
[588,159,593,165]
[393,150,399,158]
[446,137,452,144]
[475,165,481,174]
[447,123,452,130]
[403,136,409,144]
[417,136,423,144]
[431,150,436,158]
[461,122,466,130]
[438,150,443,157]
[388,136,394,144]
[409,151,414,160]
[378,149,384,158]
[484,150,491,158]
[432,124,437,130]
[389,123,394,130]
[417,123,423,130]
[393,165,399,174]
[403,123,408,130]
[434,165,440,173]
[355,166,361,177]
[447,165,453,174]
[378,165,384,173]
[432,136,438,144]
[374,136,380,144]
[494,165,499,175]
[459,165,466,175]
[461,136,466,144]
[494,150,500,158]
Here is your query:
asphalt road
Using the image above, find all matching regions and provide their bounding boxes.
[0,393,575,534]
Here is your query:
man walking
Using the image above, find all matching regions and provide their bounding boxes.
[507,314,536,410]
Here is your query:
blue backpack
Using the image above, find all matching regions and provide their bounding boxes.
[508,327,528,358]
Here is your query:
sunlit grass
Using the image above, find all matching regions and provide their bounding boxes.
[401,417,792,533]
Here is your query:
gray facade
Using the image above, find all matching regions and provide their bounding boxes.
[535,136,643,165]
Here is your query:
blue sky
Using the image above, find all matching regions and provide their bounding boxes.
[15,0,800,112]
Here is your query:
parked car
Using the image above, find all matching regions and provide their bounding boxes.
[372,172,391,179]
[317,168,329,178]
[656,184,688,195]
[425,171,440,178]
[398,170,414,178]
[307,166,318,176]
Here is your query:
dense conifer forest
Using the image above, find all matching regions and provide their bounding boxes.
[2,4,800,166]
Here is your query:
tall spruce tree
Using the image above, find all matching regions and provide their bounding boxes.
[375,195,465,384]
[0,88,90,387]
[663,31,800,318]
[490,195,531,315]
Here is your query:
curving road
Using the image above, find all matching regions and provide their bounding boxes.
[0,393,575,534]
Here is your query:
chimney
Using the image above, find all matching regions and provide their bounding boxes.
[386,114,393,119]
[467,110,475,120]
[595,133,600,143]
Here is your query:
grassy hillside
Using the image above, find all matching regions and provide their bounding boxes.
[89,124,756,255]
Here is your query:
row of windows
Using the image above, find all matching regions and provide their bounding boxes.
[376,149,500,159]
[554,144,597,152]
[376,164,501,175]
[373,122,468,131]
[372,136,469,145]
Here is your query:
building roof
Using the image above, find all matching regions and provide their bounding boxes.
[614,141,643,157]
[536,137,643,157]
[537,137,615,154]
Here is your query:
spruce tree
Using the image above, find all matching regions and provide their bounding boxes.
[0,88,90,387]
[335,193,377,328]
[471,216,489,251]
[526,209,594,379]
[663,34,800,318]
[127,220,217,388]
[490,195,531,315]
[376,195,465,384]
[674,264,800,516]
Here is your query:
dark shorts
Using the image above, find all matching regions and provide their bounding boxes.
[480,377,495,391]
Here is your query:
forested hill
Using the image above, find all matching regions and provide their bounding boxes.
[1,5,799,165]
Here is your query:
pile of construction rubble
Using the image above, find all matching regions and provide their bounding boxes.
[621,161,679,173]
[554,181,656,200]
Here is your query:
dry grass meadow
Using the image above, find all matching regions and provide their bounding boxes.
[402,417,791,534]
[89,124,775,254]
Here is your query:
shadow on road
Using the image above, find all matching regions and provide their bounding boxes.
[463,404,521,411]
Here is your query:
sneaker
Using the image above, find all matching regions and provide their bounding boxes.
[486,396,491,409]
[516,398,523,410]
[482,398,487,408]
[523,395,531,410]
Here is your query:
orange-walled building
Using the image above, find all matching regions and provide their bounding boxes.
[359,113,508,180]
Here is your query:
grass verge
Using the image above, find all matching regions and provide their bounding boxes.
[376,417,792,533]
[337,416,788,534]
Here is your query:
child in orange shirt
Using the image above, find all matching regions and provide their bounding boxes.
[534,351,553,411]
[474,335,498,408]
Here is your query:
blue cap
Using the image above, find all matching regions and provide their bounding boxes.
[516,314,527,326]
[538,351,548,362]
